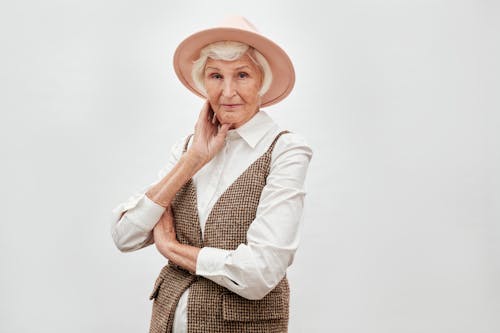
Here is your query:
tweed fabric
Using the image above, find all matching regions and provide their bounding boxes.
[149,130,290,333]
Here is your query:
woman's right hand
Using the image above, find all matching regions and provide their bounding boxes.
[187,100,231,165]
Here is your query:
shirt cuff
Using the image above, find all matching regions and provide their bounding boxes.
[196,247,231,278]
[125,194,166,232]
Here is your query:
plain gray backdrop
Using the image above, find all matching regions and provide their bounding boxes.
[1,0,499,332]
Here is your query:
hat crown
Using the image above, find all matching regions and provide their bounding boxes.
[218,15,260,34]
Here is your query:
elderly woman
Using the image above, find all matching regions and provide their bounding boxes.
[111,16,312,333]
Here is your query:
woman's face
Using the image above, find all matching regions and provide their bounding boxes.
[203,54,263,129]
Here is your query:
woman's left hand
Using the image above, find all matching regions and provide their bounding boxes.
[153,207,200,272]
[153,206,178,257]
[188,100,231,166]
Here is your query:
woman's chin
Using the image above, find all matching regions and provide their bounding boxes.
[218,120,236,130]
[216,115,234,127]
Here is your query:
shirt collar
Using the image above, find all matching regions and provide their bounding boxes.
[225,110,275,149]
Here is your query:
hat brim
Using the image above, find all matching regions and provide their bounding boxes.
[173,27,295,108]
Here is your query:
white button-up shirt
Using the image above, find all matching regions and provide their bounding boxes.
[110,110,312,332]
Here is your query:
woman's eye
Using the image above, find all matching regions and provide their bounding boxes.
[210,73,222,79]
[238,72,249,79]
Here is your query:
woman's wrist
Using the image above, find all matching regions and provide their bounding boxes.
[145,150,207,208]
[145,192,169,208]
[183,149,208,171]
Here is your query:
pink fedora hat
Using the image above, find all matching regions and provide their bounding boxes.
[173,16,295,108]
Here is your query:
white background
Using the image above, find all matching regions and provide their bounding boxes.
[1,0,499,332]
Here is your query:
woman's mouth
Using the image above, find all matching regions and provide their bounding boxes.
[221,104,243,109]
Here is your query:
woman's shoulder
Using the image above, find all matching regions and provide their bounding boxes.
[279,129,310,146]
[270,127,313,160]
[272,126,312,149]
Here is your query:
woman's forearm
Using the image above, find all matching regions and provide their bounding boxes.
[164,242,200,274]
[146,151,206,207]
[153,209,201,273]
[147,102,229,208]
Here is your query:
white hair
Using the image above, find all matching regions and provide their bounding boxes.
[191,41,273,96]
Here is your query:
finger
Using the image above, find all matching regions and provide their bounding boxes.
[207,105,214,120]
[194,101,211,135]
[216,123,231,140]
[153,221,162,235]
[212,113,220,126]
[160,210,170,223]
[198,100,210,122]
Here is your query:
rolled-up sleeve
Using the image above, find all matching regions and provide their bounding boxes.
[111,193,166,252]
[110,136,186,252]
[196,133,313,300]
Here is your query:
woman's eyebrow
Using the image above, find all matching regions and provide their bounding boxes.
[205,65,251,72]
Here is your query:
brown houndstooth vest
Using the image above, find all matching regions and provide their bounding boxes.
[149,130,290,333]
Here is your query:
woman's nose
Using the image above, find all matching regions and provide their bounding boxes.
[222,79,236,97]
